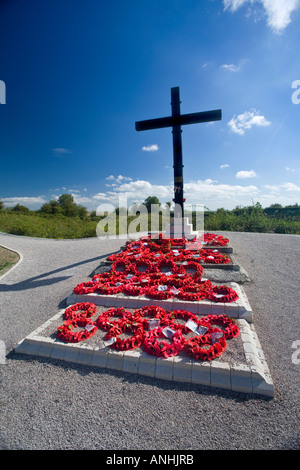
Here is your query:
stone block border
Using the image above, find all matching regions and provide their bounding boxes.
[66,282,253,323]
[14,309,273,397]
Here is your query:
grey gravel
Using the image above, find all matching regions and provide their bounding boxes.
[0,231,299,450]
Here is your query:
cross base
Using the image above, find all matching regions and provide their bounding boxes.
[164,217,199,240]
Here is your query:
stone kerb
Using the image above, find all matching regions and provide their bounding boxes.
[13,234,274,397]
[14,313,274,397]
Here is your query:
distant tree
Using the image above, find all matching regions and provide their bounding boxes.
[58,194,77,217]
[40,194,87,219]
[143,196,161,213]
[0,200,4,211]
[11,204,30,214]
[40,199,63,215]
[76,204,88,219]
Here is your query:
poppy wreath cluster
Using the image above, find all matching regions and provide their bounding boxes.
[64,302,97,320]
[206,285,239,303]
[203,233,229,246]
[57,302,239,361]
[57,302,98,343]
[73,233,238,303]
[73,267,238,303]
[185,332,227,361]
[99,306,240,360]
[108,241,230,265]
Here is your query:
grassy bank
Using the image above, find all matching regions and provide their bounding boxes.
[0,212,98,239]
[0,204,300,239]
[201,205,300,234]
[0,246,20,275]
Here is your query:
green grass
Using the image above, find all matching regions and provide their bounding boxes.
[0,205,300,239]
[0,212,98,239]
[0,246,20,275]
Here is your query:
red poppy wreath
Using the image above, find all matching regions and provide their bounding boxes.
[142,326,185,358]
[57,317,97,343]
[64,302,97,321]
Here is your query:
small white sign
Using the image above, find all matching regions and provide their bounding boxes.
[211,332,224,344]
[162,327,176,339]
[85,324,96,332]
[170,287,180,295]
[157,285,168,292]
[185,320,208,336]
[103,337,117,347]
[148,319,160,329]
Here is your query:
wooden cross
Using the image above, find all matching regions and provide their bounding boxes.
[135,86,221,217]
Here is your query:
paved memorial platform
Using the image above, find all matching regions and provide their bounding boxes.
[65,281,253,322]
[14,306,273,397]
[14,233,274,397]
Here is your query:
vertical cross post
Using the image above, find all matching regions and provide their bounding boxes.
[171,87,184,218]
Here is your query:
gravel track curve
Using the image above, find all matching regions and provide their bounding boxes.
[0,231,299,450]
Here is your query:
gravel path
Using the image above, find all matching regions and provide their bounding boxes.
[0,231,299,450]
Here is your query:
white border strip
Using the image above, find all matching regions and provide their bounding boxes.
[66,282,253,323]
[0,244,23,281]
[14,311,273,397]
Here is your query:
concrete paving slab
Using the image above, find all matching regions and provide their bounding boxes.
[14,307,274,397]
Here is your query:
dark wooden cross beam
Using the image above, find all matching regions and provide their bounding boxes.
[135,86,221,218]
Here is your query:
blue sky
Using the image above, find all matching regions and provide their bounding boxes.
[0,0,300,212]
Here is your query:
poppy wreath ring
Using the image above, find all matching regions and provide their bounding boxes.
[177,281,212,301]
[104,321,145,351]
[185,330,227,361]
[206,285,239,303]
[156,258,178,275]
[144,284,175,299]
[96,307,132,330]
[57,318,97,343]
[96,281,124,295]
[204,314,239,339]
[179,261,204,277]
[142,327,185,358]
[130,258,155,275]
[73,281,99,295]
[166,309,199,334]
[133,305,169,328]
[64,302,97,320]
[110,259,135,275]
[122,283,145,296]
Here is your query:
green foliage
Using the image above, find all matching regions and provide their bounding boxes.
[40,194,88,219]
[143,196,161,212]
[11,204,30,214]
[0,211,98,239]
[0,197,299,238]
[201,203,300,234]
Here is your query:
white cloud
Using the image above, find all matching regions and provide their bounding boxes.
[110,179,172,202]
[184,179,260,209]
[223,0,249,11]
[2,196,46,207]
[220,63,240,72]
[223,0,300,33]
[228,109,271,135]
[142,144,159,152]
[52,148,71,155]
[281,182,300,192]
[105,175,133,184]
[285,167,296,173]
[262,184,280,193]
[235,170,257,178]
[220,164,230,169]
[262,0,300,33]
